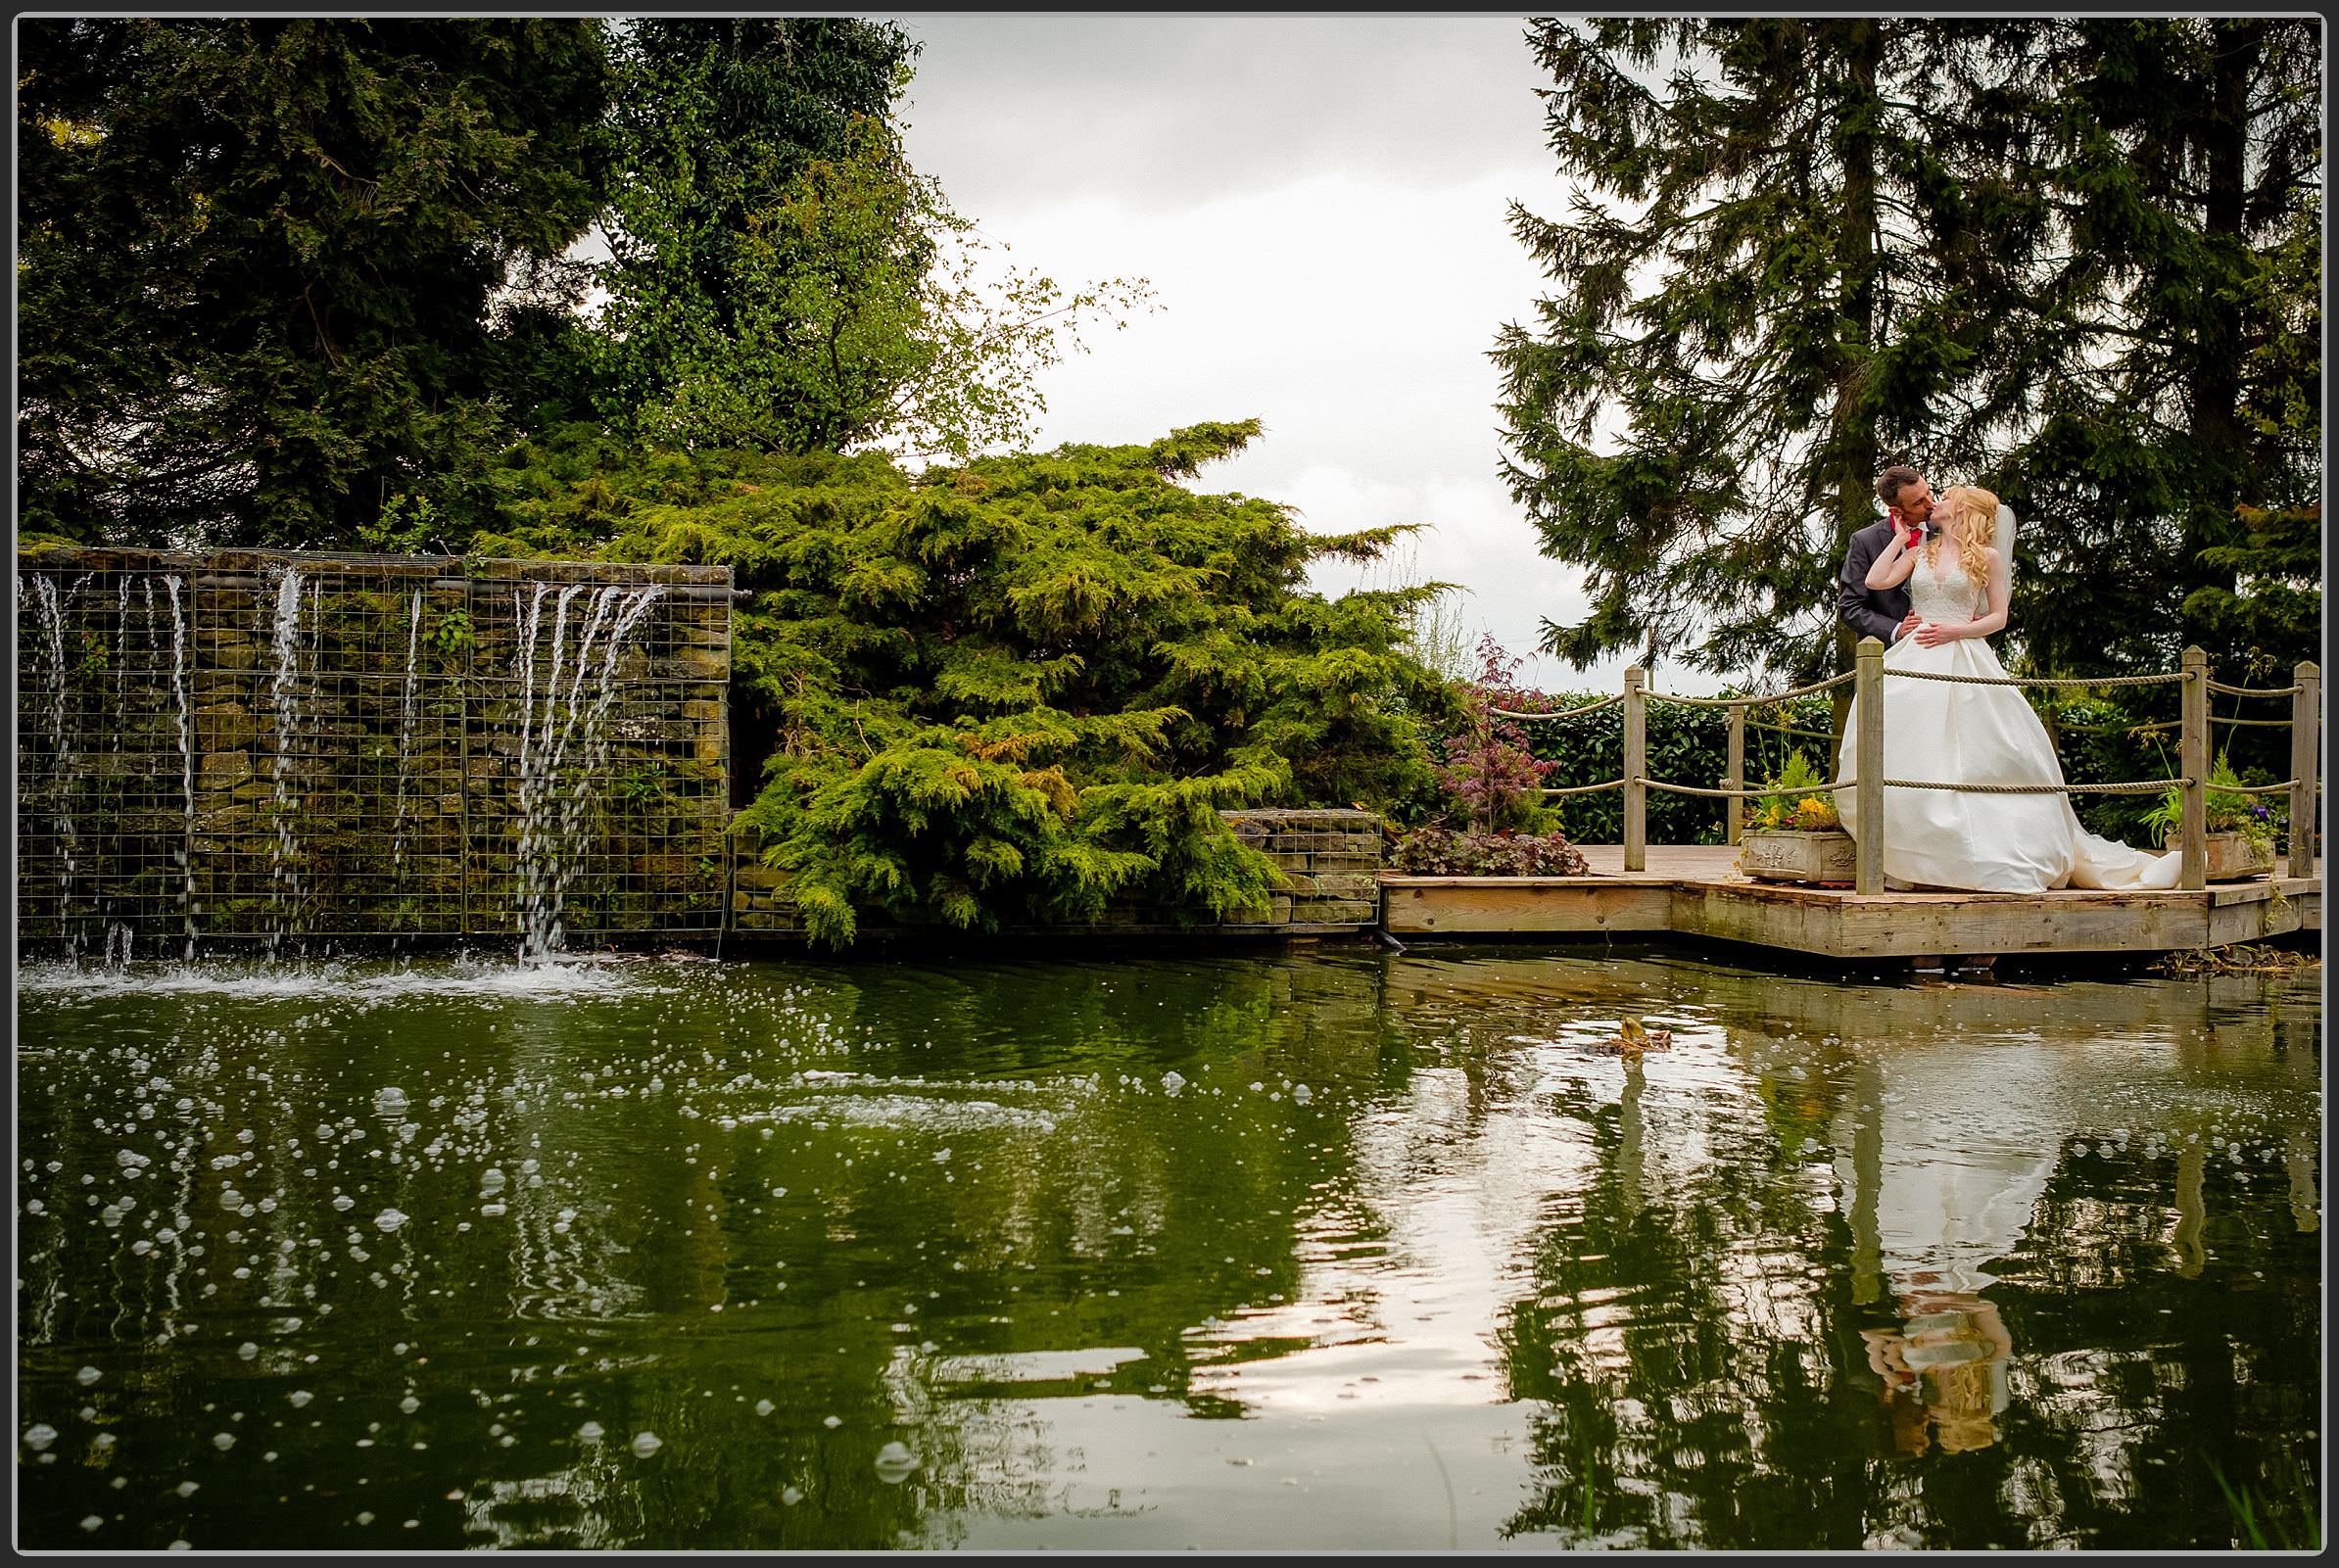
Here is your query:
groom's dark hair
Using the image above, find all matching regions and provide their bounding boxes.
[1875,464,1924,506]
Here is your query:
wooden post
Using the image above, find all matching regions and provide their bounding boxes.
[2290,661,2320,879]
[1854,638,1886,897]
[1724,702,1745,846]
[1623,665,1646,872]
[2178,645,2208,891]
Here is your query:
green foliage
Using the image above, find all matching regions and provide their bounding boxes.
[2139,751,2283,850]
[1391,828,1589,877]
[1742,749,1842,833]
[18,18,610,548]
[1496,20,2321,688]
[490,421,1448,947]
[359,493,445,556]
[596,21,1147,461]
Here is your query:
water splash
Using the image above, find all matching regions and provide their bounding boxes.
[264,567,307,957]
[511,582,665,966]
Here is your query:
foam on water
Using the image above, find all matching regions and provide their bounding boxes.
[16,954,675,1004]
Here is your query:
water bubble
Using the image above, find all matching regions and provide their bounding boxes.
[175,1481,200,1497]
[1292,1084,1313,1105]
[1161,1071,1186,1096]
[80,1516,104,1533]
[873,1441,919,1483]
[212,1432,235,1450]
[754,1400,775,1417]
[577,1421,604,1443]
[331,1195,355,1212]
[24,1424,59,1452]
[289,1391,312,1408]
[823,1415,842,1429]
[630,1431,662,1457]
[372,1209,408,1233]
[400,1397,420,1414]
[372,1088,408,1115]
[782,1485,804,1505]
[76,1366,101,1386]
[237,1343,260,1360]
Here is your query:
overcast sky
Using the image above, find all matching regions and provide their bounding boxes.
[881,14,1716,696]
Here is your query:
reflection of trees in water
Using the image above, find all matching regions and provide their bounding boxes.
[1434,955,2320,1551]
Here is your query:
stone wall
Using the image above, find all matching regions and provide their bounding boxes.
[727,807,1388,941]
[16,546,731,951]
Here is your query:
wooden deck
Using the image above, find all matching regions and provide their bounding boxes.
[1380,844,2321,962]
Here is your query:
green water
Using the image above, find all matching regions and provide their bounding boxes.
[15,944,2322,1550]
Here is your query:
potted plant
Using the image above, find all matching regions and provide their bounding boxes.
[2139,751,2281,880]
[1738,748,1857,884]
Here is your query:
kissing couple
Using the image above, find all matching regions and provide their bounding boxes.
[1832,465,2180,894]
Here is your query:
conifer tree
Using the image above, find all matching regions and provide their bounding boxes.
[483,420,1452,947]
[1495,18,2320,689]
[18,18,608,547]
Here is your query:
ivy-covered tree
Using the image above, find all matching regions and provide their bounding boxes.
[1494,18,2320,691]
[480,419,1455,946]
[17,18,609,547]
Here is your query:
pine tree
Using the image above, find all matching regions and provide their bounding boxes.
[1494,19,2320,690]
[18,19,609,547]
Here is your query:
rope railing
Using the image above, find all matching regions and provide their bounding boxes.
[1522,639,2320,893]
[1490,692,1622,722]
[1639,776,2191,799]
[1886,668,2187,689]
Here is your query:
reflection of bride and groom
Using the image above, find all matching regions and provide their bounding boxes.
[1835,465,2180,893]
[1828,1045,2060,1458]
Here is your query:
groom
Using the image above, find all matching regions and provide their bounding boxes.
[1840,464,1930,646]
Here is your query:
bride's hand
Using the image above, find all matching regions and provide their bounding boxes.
[1912,620,1957,647]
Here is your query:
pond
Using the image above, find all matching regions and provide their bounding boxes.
[15,943,2321,1550]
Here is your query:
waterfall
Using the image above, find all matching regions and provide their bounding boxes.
[264,566,308,957]
[390,590,424,893]
[30,575,86,954]
[163,576,199,960]
[510,581,665,965]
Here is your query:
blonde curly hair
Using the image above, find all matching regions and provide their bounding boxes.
[1928,485,2000,605]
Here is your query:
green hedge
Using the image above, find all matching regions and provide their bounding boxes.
[1515,692,1838,847]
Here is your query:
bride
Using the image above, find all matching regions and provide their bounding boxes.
[1835,485,2181,893]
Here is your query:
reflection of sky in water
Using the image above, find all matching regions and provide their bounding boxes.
[14,949,2320,1551]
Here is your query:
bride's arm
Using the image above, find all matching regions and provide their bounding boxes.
[1864,529,1918,590]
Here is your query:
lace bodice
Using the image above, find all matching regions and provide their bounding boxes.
[1907,548,1981,625]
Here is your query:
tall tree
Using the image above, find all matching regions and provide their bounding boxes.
[1494,19,2320,690]
[595,18,1144,460]
[18,19,609,548]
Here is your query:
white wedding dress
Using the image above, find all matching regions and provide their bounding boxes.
[1835,547,2181,893]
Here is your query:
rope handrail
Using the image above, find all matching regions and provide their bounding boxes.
[1490,693,1623,722]
[2218,779,2301,795]
[1638,775,2191,799]
[1744,720,1838,741]
[1886,668,2186,689]
[2208,679,2304,697]
[1646,669,1854,707]
[1539,778,1626,797]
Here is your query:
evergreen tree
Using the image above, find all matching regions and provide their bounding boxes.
[1494,19,2320,690]
[480,420,1453,947]
[18,19,608,547]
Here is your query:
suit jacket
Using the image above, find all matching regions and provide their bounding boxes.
[1839,518,1913,644]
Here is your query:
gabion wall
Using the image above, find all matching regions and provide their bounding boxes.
[16,546,731,953]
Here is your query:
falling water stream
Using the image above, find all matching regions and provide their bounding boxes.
[264,567,309,957]
[511,582,666,966]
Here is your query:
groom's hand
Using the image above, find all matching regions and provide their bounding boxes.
[1893,610,1921,641]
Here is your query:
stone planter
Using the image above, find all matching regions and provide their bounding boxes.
[2205,831,2276,881]
[1738,828,1857,885]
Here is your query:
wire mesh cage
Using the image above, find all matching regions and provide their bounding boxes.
[15,546,732,955]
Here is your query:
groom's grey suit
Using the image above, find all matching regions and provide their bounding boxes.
[1838,518,1913,645]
